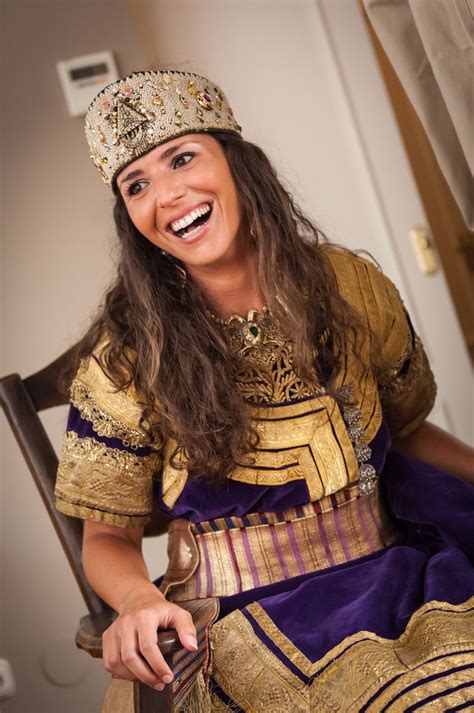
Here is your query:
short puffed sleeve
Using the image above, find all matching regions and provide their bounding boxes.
[55,344,162,527]
[326,247,437,439]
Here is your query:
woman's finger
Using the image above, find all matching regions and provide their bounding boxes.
[103,635,137,682]
[137,627,174,685]
[120,638,165,690]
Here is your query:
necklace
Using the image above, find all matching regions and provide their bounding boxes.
[206,306,270,347]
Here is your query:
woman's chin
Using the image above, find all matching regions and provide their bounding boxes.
[181,237,242,272]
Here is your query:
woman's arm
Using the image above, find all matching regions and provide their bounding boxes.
[83,521,198,690]
[392,420,474,486]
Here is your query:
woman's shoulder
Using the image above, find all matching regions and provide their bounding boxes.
[320,244,391,315]
[321,243,382,282]
[320,243,413,351]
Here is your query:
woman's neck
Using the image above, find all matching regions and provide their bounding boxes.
[187,250,264,320]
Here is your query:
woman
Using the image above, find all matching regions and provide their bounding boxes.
[55,70,474,711]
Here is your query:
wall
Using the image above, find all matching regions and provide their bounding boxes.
[130,0,391,250]
[0,2,164,711]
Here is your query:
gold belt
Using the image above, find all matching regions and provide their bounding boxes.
[161,484,396,601]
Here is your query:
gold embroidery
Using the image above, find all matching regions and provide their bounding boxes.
[55,432,160,526]
[247,398,328,420]
[161,392,372,508]
[230,464,305,486]
[218,310,323,405]
[74,351,154,446]
[160,394,367,508]
[208,691,230,711]
[233,397,359,499]
[70,377,149,448]
[327,248,437,440]
[211,598,474,712]
[211,608,310,712]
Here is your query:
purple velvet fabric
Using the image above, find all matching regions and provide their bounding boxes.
[243,544,473,681]
[159,476,313,522]
[214,453,474,680]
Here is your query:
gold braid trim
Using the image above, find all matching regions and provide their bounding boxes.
[59,430,160,470]
[55,432,160,527]
[70,377,149,448]
[210,597,474,712]
[211,611,309,712]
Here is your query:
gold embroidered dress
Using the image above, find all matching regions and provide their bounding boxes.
[55,248,474,711]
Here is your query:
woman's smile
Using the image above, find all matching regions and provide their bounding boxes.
[167,201,213,242]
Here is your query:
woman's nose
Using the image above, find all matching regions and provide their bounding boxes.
[156,175,186,208]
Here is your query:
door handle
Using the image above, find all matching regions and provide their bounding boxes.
[409,226,437,275]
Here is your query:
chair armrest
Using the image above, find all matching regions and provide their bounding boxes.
[76,598,219,659]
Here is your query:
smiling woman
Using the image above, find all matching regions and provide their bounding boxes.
[55,70,474,712]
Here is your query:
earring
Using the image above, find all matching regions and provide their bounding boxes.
[250,222,257,239]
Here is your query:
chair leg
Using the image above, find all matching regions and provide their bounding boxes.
[134,681,173,713]
[133,653,174,712]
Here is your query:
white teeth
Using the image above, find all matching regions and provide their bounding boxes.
[170,203,211,233]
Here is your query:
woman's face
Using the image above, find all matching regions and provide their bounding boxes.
[117,133,246,271]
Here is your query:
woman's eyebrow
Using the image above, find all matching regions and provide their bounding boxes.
[159,141,188,161]
[119,168,144,187]
[119,141,197,187]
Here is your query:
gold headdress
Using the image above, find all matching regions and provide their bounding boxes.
[84,70,242,187]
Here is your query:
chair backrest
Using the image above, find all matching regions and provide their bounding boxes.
[0,348,170,616]
[0,348,107,614]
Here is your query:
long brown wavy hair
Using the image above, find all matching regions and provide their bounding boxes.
[62,131,369,482]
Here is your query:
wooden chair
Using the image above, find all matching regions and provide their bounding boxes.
[0,350,215,712]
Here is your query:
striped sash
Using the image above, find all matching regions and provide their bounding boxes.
[162,484,396,601]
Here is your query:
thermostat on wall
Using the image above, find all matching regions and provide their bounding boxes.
[57,51,119,117]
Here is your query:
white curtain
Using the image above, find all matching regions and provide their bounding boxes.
[363,0,474,228]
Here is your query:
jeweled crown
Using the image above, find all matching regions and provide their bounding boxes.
[84,70,242,187]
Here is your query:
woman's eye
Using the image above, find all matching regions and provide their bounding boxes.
[172,152,194,169]
[127,180,146,197]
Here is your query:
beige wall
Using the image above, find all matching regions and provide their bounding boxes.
[0,2,151,711]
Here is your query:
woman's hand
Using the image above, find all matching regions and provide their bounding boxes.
[81,521,198,690]
[103,584,198,690]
